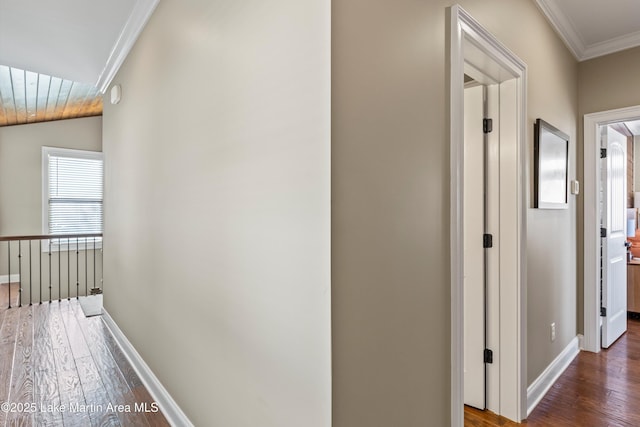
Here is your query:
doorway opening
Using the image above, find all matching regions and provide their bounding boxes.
[449,4,527,425]
[462,80,492,411]
[584,107,640,353]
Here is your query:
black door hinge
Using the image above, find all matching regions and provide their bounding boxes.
[601,228,607,238]
[483,234,493,248]
[483,118,493,134]
[601,307,607,317]
[601,148,607,158]
[484,349,493,364]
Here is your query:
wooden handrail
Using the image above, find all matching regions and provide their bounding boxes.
[0,233,103,242]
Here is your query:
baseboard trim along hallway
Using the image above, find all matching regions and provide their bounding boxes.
[102,309,194,427]
[0,274,20,284]
[527,336,580,416]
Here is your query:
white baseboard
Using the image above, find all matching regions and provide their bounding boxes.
[577,333,584,350]
[101,309,193,427]
[527,336,580,416]
[0,274,20,285]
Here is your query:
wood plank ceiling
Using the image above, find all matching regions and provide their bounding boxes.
[0,65,103,127]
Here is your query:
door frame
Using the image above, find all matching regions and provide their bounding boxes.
[583,105,640,352]
[448,4,528,425]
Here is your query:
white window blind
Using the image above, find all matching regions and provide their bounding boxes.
[46,150,103,236]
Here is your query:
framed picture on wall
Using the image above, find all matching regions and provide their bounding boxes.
[534,118,569,209]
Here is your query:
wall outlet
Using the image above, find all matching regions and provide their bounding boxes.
[551,323,556,342]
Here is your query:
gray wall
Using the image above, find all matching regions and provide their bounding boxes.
[577,46,640,334]
[101,0,331,426]
[332,0,577,425]
[0,117,103,302]
[101,0,580,425]
[0,117,102,235]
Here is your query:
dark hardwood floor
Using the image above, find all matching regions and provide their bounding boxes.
[465,318,640,426]
[9,277,639,426]
[0,282,170,426]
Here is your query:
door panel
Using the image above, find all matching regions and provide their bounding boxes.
[463,85,485,409]
[602,126,627,348]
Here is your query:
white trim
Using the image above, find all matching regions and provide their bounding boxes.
[448,8,464,426]
[534,0,584,60]
[0,274,20,285]
[535,0,640,61]
[41,146,104,249]
[101,309,194,427]
[582,30,640,61]
[449,4,528,424]
[95,0,160,93]
[583,105,640,353]
[526,336,580,416]
[41,240,103,253]
[578,333,584,350]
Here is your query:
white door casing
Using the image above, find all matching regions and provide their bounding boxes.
[497,77,521,419]
[485,83,500,413]
[449,4,528,424]
[584,106,640,353]
[601,126,627,348]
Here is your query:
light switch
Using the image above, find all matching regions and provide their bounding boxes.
[570,180,580,195]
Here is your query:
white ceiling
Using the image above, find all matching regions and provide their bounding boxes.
[1,0,637,90]
[625,120,640,136]
[0,0,159,92]
[536,0,640,61]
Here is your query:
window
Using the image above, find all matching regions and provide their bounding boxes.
[42,147,103,249]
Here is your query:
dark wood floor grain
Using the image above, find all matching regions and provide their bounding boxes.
[0,283,170,427]
[465,318,640,426]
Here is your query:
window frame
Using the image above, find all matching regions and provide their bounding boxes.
[42,146,104,252]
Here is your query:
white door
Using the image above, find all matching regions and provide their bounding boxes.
[601,125,627,348]
[463,85,485,409]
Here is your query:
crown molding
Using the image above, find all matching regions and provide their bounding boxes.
[95,0,160,94]
[536,0,640,61]
[535,0,584,60]
[581,29,640,60]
